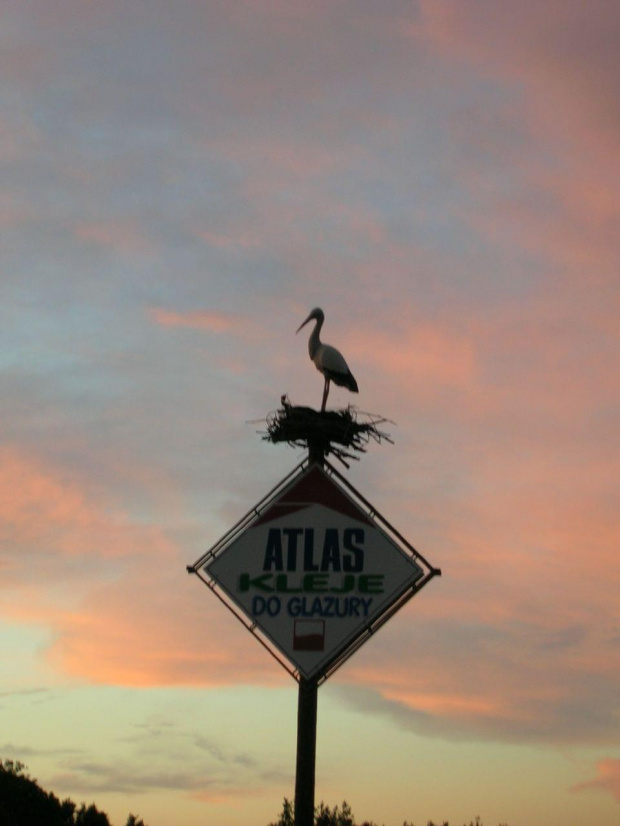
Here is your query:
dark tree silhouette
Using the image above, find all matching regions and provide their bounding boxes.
[268,798,509,826]
[316,801,355,826]
[268,797,295,826]
[0,760,73,826]
[0,760,148,826]
[269,799,371,826]
[73,802,111,826]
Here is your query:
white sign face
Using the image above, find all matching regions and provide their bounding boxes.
[204,464,424,680]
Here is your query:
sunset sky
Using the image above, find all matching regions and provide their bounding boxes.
[2,2,619,825]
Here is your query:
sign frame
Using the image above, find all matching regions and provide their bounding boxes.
[188,458,440,684]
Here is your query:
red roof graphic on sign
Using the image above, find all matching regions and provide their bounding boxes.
[253,465,372,527]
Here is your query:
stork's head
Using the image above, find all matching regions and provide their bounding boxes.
[296,307,324,333]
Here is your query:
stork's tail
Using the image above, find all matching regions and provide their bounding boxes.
[326,368,358,393]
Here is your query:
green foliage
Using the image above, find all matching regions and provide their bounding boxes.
[0,759,148,826]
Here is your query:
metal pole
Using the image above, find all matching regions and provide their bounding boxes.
[294,437,324,826]
[294,676,318,826]
[307,439,326,468]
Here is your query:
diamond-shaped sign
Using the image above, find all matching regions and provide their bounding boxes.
[190,462,439,681]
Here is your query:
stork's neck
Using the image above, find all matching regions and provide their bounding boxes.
[308,317,322,359]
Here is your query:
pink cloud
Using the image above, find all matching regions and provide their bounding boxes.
[45,568,286,688]
[418,1,620,146]
[573,758,620,802]
[74,219,157,257]
[339,601,616,744]
[416,1,620,284]
[464,168,619,279]
[346,321,477,394]
[0,447,283,688]
[149,308,240,333]
[207,134,363,184]
[324,300,619,742]
[0,448,156,562]
[191,227,263,251]
[1,433,617,746]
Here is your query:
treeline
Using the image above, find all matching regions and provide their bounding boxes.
[269,798,509,826]
[0,760,146,826]
[1,761,509,826]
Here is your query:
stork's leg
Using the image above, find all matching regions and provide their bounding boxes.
[321,378,330,412]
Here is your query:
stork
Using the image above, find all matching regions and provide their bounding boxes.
[296,307,358,411]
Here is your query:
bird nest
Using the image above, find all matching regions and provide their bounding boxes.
[262,396,393,466]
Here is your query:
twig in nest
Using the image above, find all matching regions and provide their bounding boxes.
[261,396,393,467]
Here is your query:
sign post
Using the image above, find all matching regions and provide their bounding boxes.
[188,420,440,824]
[294,437,323,826]
[295,674,318,826]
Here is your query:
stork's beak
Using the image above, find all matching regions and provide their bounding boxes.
[296,314,312,334]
